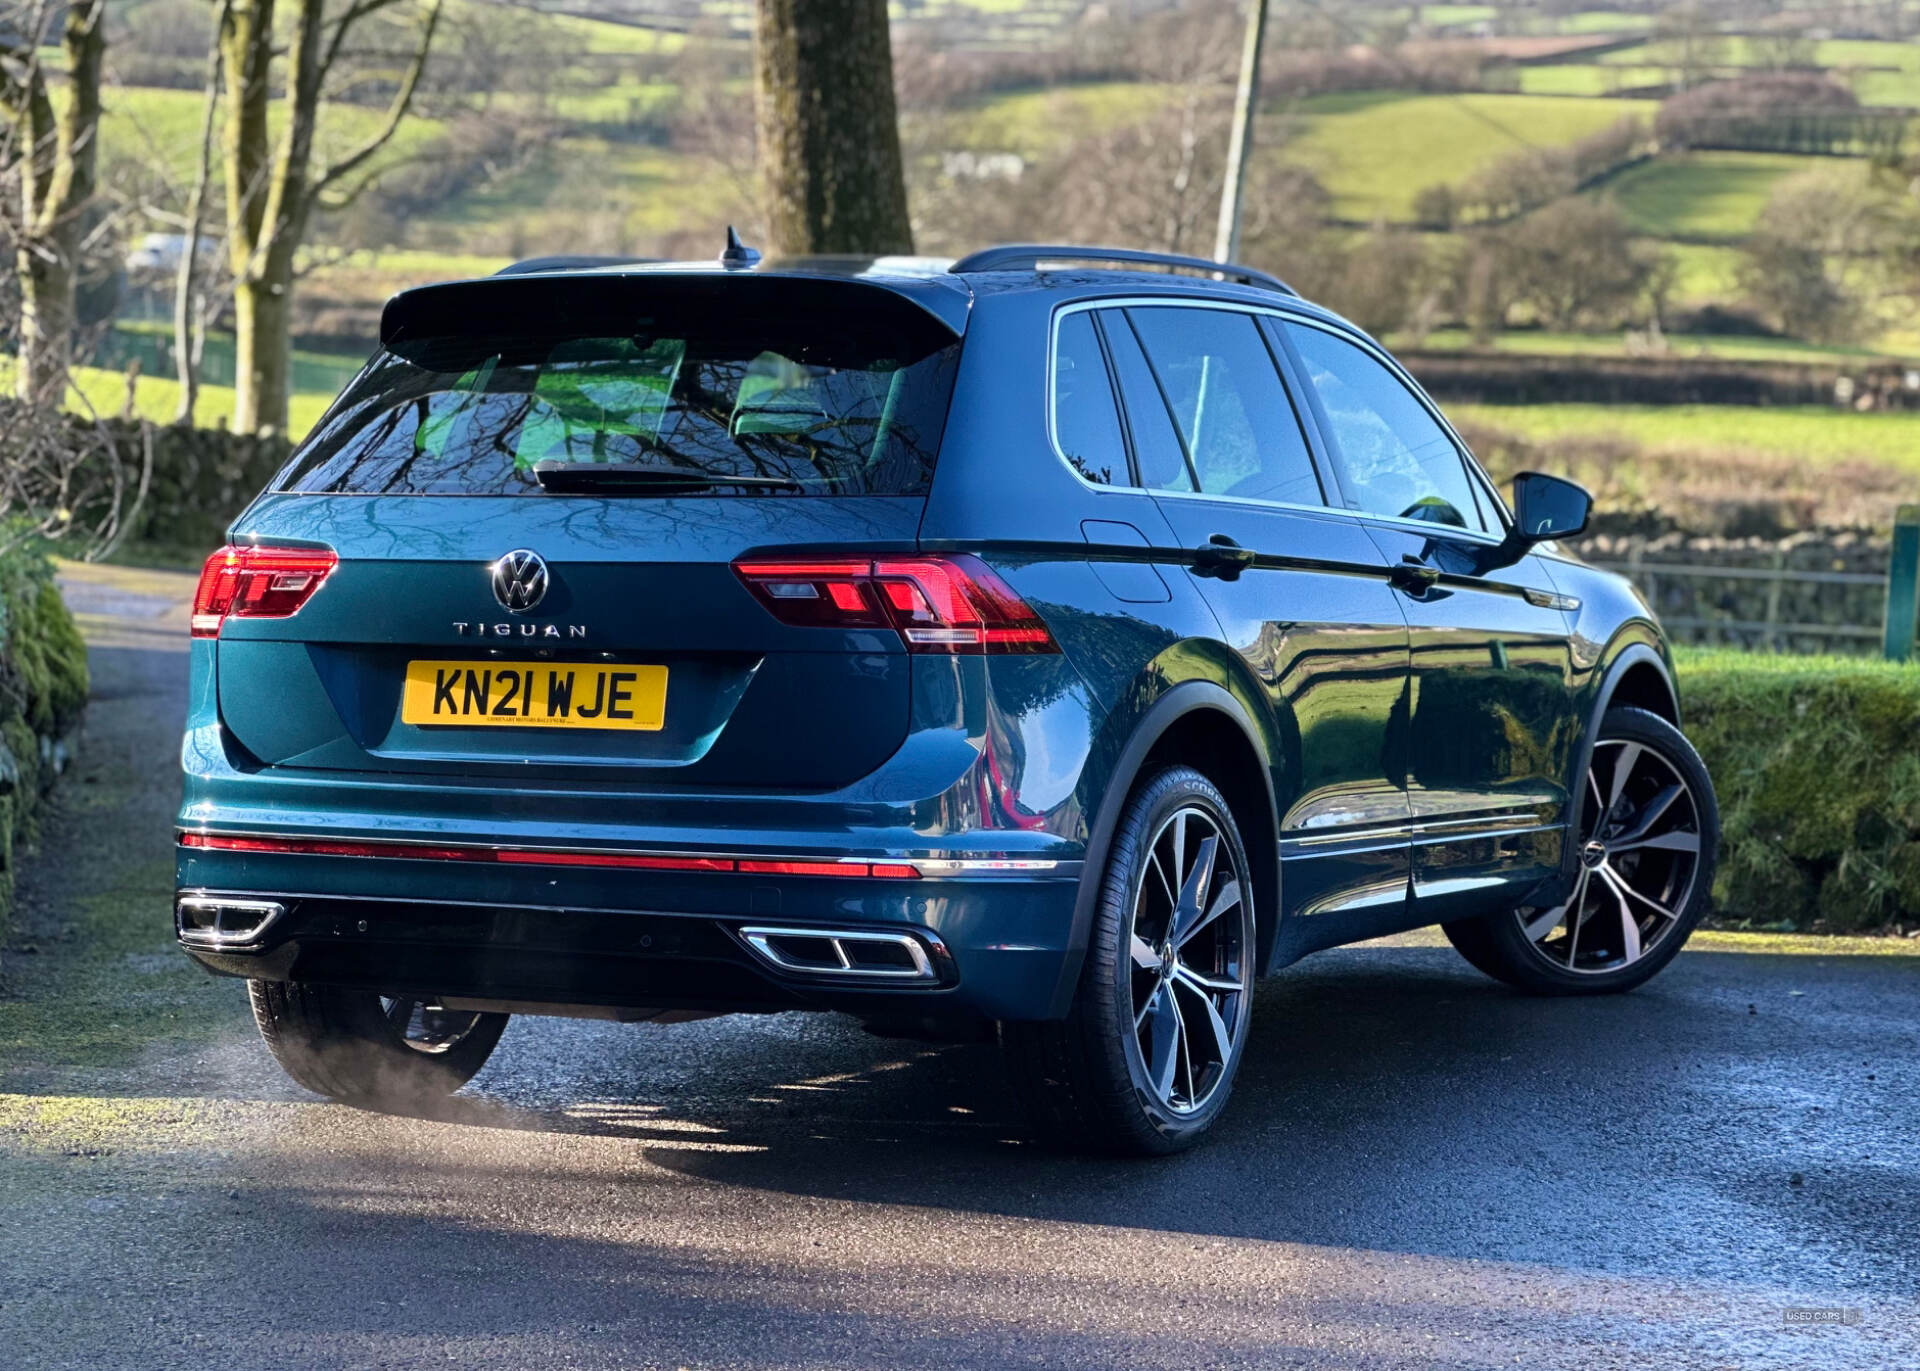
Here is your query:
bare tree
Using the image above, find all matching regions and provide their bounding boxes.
[1740,164,1902,342]
[1,0,105,408]
[931,1,1246,259]
[753,0,912,255]
[175,0,232,426]
[221,0,443,435]
[1490,197,1661,332]
[1652,2,1729,91]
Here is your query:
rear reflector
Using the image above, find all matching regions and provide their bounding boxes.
[178,831,920,878]
[732,553,1058,654]
[192,545,338,638]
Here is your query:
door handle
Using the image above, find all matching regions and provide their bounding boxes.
[1190,534,1257,581]
[1388,557,1441,594]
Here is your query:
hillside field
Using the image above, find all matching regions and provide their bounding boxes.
[1281,91,1656,221]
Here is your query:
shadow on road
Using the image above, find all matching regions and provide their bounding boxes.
[241,939,1912,1291]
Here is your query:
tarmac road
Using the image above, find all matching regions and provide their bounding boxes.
[1,562,1915,1370]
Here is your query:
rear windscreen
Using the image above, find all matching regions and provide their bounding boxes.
[274,285,961,497]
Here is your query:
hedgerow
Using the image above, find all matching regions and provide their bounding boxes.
[0,536,88,956]
[1678,649,1920,932]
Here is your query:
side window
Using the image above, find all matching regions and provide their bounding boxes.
[1127,307,1325,508]
[1286,323,1489,533]
[1100,310,1194,493]
[1051,312,1126,485]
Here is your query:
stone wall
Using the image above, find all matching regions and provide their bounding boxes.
[1577,531,1891,655]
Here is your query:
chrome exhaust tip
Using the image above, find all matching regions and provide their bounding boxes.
[176,895,287,950]
[738,926,939,982]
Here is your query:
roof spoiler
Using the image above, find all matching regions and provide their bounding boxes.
[379,271,967,348]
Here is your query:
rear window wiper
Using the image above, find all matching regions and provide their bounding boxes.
[531,461,803,494]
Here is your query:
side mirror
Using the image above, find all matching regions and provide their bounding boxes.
[1510,471,1591,544]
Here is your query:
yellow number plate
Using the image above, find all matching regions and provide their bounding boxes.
[401,661,667,731]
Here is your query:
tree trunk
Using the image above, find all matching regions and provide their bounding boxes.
[176,0,232,425]
[8,1,105,408]
[16,250,76,408]
[223,0,283,435]
[233,269,291,436]
[219,0,438,436]
[753,0,913,256]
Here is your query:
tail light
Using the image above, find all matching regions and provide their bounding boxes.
[732,554,1057,654]
[191,545,338,638]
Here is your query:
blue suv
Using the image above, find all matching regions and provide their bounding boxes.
[177,243,1719,1153]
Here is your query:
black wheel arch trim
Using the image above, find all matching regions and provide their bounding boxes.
[1042,679,1281,1019]
[1544,637,1680,902]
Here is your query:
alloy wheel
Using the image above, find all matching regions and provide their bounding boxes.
[1519,738,1704,975]
[381,996,487,1055]
[1127,806,1251,1114]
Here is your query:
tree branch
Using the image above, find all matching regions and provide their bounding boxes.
[313,0,442,195]
[318,0,410,81]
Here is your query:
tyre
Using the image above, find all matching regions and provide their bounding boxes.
[248,980,509,1103]
[1003,765,1257,1155]
[1442,706,1719,996]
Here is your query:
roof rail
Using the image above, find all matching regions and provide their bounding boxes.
[493,255,662,277]
[948,244,1296,296]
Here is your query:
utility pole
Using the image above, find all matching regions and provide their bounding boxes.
[1213,0,1270,266]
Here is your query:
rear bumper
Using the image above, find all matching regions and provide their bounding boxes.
[175,839,1084,1021]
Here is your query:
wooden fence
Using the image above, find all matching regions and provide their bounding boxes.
[1587,507,1920,659]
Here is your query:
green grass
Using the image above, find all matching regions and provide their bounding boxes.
[1417,4,1498,26]
[1516,64,1670,96]
[429,134,745,243]
[103,84,443,184]
[0,359,334,438]
[1663,242,1746,306]
[104,322,365,397]
[299,247,514,281]
[542,10,688,54]
[1553,10,1657,34]
[1606,151,1822,241]
[934,81,1176,159]
[1281,92,1656,222]
[1591,36,1920,105]
[1402,329,1914,365]
[1448,402,1920,473]
[542,80,683,126]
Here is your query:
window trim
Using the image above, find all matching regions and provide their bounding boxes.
[1045,296,1341,518]
[1276,315,1515,545]
[1049,308,1135,489]
[1123,304,1330,508]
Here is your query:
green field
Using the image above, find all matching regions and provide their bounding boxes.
[935,81,1176,158]
[1515,64,1669,96]
[0,359,335,437]
[541,9,688,53]
[55,0,1920,438]
[1553,10,1657,34]
[1282,91,1655,221]
[1593,36,1920,105]
[1451,402,1920,472]
[1416,4,1499,26]
[1402,329,1917,366]
[1607,151,1819,241]
[103,85,445,184]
